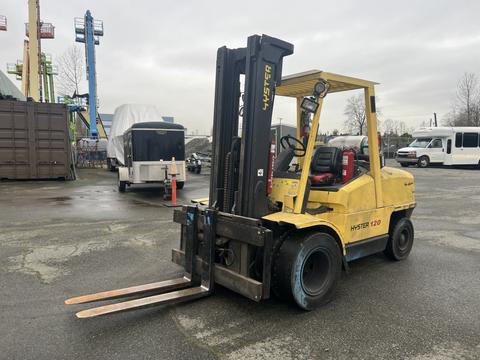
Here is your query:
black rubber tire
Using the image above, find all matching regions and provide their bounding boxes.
[176,181,184,190]
[118,173,126,192]
[118,181,126,192]
[272,232,342,310]
[400,162,409,167]
[384,218,414,261]
[418,156,429,168]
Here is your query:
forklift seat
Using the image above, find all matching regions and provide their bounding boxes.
[309,147,342,185]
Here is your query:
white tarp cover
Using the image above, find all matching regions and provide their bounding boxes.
[107,104,164,165]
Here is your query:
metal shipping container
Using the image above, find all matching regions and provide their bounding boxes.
[0,100,74,180]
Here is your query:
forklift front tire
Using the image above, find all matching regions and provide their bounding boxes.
[272,232,341,310]
[384,218,414,261]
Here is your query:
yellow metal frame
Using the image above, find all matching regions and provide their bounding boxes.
[21,40,29,97]
[276,70,382,213]
[264,70,415,252]
[78,110,108,139]
[28,0,41,101]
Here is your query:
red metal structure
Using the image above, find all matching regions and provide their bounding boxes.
[25,22,55,38]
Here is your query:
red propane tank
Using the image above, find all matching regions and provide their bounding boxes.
[342,150,354,184]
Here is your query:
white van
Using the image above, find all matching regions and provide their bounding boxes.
[396,127,480,167]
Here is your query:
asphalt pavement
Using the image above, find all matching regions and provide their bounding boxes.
[0,162,479,359]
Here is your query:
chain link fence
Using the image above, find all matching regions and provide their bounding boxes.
[382,135,413,158]
[74,138,108,168]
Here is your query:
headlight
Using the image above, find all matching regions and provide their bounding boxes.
[408,151,416,158]
[197,160,202,165]
[300,97,319,113]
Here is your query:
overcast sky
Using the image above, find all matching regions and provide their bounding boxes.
[1,0,480,133]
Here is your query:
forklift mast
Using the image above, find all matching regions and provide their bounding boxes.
[65,35,295,318]
[209,34,293,218]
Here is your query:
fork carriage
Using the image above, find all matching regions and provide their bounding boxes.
[172,206,274,302]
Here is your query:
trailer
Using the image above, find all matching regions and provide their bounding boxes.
[117,121,186,192]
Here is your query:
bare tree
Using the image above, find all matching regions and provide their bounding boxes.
[381,118,412,135]
[57,45,84,97]
[381,118,396,135]
[398,121,407,135]
[343,94,366,135]
[449,73,480,126]
[457,73,479,125]
[419,120,429,127]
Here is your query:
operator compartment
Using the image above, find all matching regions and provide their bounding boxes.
[270,143,369,213]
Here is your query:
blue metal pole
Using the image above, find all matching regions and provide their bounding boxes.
[85,10,97,138]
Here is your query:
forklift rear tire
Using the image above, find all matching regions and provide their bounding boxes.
[384,218,414,261]
[272,232,341,310]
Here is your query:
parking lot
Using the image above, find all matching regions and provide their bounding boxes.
[1,161,479,360]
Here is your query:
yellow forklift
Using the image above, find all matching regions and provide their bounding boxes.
[66,35,415,317]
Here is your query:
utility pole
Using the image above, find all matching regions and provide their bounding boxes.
[433,112,437,127]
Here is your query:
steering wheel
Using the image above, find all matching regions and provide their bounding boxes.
[280,135,306,157]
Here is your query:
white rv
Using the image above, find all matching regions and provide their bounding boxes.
[396,127,480,167]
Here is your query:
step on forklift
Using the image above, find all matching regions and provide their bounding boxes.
[66,34,416,318]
